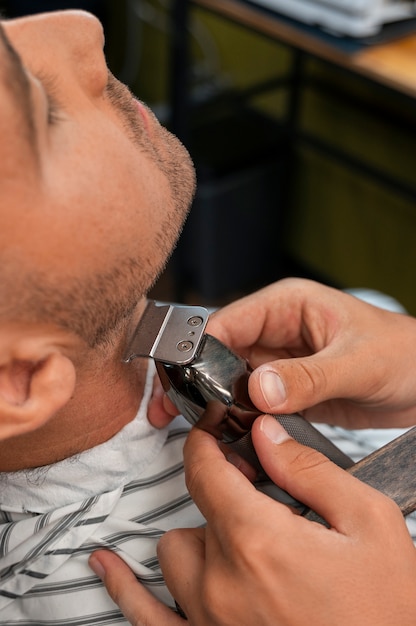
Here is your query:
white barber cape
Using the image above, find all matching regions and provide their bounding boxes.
[0,363,205,625]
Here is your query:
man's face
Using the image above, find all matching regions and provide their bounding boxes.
[0,10,195,346]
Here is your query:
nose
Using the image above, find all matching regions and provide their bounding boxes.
[4,10,108,95]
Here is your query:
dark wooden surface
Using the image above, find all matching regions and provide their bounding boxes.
[304,427,416,524]
[193,0,416,99]
[348,426,416,517]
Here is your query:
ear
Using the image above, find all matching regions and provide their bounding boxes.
[0,332,76,441]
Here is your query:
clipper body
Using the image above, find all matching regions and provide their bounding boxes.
[124,301,353,507]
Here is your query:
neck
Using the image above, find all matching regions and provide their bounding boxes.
[0,355,148,471]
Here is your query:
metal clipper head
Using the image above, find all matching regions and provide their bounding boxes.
[124,301,353,507]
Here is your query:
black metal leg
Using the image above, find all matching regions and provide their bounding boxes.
[169,0,191,146]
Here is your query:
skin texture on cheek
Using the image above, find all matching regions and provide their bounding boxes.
[1,97,192,346]
[0,10,198,470]
[0,155,191,352]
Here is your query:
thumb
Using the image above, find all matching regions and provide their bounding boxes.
[248,354,344,414]
[251,415,383,532]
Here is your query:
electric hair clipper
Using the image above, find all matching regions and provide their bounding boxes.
[124,301,353,509]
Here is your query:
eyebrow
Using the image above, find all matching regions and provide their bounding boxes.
[0,21,38,154]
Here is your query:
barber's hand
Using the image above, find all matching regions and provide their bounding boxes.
[147,376,178,429]
[160,421,416,625]
[90,418,416,625]
[89,549,184,625]
[207,278,416,429]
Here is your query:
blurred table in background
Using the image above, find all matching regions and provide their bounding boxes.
[166,0,416,307]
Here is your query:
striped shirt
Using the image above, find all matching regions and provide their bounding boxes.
[0,365,205,624]
[0,360,414,623]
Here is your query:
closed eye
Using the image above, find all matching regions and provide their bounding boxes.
[34,70,64,125]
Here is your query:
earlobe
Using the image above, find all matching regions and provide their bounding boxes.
[0,351,76,441]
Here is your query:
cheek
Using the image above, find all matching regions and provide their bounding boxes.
[41,135,177,271]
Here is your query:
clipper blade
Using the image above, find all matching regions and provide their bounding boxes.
[123,300,209,365]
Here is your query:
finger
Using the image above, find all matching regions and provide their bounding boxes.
[183,427,281,531]
[147,380,178,429]
[248,330,392,415]
[206,280,297,351]
[247,353,345,414]
[205,280,353,415]
[207,279,400,417]
[206,277,339,354]
[89,550,183,625]
[158,528,206,618]
[251,415,389,532]
[302,396,416,430]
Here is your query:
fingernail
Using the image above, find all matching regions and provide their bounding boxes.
[260,415,291,444]
[89,554,106,581]
[259,370,287,408]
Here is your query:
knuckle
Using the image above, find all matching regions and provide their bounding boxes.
[278,443,333,492]
[198,535,273,623]
[156,529,171,557]
[226,526,257,558]
[288,444,330,477]
[225,522,274,572]
[297,360,327,398]
[366,489,404,525]
[184,457,205,498]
